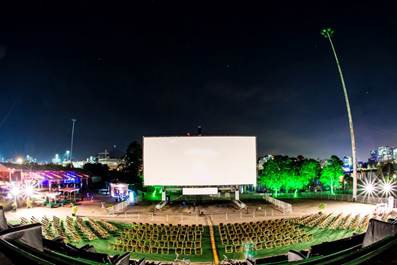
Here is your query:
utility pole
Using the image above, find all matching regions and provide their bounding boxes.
[70,119,77,164]
[321,28,357,199]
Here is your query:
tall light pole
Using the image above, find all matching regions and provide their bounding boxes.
[70,119,77,164]
[321,27,358,199]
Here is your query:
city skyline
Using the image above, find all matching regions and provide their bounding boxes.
[1,2,397,161]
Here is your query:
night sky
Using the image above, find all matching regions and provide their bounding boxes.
[0,1,396,161]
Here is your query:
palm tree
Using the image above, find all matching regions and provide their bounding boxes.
[321,27,358,199]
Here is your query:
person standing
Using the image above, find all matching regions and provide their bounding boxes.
[71,203,78,217]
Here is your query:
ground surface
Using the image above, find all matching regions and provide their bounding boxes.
[4,196,378,264]
[5,196,376,225]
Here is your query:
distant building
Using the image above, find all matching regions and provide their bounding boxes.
[369,149,378,164]
[342,156,352,172]
[71,160,86,168]
[393,148,397,161]
[52,154,62,164]
[357,161,367,169]
[97,149,124,170]
[377,146,393,162]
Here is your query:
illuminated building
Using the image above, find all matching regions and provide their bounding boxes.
[369,149,378,164]
[342,156,352,172]
[377,146,393,162]
[97,149,124,170]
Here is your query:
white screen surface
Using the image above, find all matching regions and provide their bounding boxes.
[143,136,256,186]
[182,187,218,195]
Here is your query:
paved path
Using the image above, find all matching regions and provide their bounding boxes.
[5,198,376,226]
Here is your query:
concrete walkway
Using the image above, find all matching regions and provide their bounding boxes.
[5,199,376,226]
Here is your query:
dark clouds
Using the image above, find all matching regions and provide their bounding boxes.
[0,1,396,161]
[0,45,6,60]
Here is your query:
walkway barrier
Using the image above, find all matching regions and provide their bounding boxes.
[106,200,129,215]
[263,194,292,214]
[276,192,394,207]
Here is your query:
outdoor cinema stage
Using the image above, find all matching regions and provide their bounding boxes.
[143,136,256,205]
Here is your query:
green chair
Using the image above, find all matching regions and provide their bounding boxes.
[184,248,192,255]
[225,245,233,253]
[161,247,169,254]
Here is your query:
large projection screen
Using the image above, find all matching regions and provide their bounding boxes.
[144,136,256,186]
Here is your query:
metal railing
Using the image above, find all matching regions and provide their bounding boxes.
[95,210,293,225]
[106,200,129,215]
[276,192,394,207]
[263,194,292,213]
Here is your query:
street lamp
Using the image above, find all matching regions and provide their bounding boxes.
[16,157,24,165]
[8,183,20,210]
[70,119,77,164]
[321,27,358,199]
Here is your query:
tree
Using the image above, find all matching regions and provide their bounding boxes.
[379,162,395,180]
[259,158,283,196]
[83,163,110,189]
[124,141,143,187]
[83,163,110,177]
[294,159,320,197]
[300,159,320,184]
[320,156,343,194]
[279,157,298,194]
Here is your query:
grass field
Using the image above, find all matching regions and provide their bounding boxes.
[69,220,356,263]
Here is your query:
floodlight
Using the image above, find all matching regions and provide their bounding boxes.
[364,183,375,194]
[383,183,392,193]
[10,185,20,197]
[24,185,34,197]
[379,178,396,197]
[359,178,378,197]
[16,157,24,164]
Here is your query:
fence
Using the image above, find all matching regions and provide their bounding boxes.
[276,192,394,207]
[98,191,392,224]
[96,209,294,225]
[106,200,130,215]
[263,194,292,213]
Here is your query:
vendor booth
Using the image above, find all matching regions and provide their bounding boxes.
[0,163,90,208]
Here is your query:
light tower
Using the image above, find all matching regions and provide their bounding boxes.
[321,28,358,199]
[70,119,77,164]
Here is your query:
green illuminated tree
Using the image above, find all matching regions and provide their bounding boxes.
[279,158,298,194]
[282,158,320,197]
[259,158,283,196]
[283,165,301,197]
[260,156,321,196]
[300,159,320,184]
[320,156,343,194]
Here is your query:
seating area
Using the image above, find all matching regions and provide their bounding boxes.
[97,219,118,233]
[111,222,205,256]
[18,216,118,243]
[218,218,312,254]
[86,218,110,239]
[293,213,371,232]
[15,212,382,263]
[76,217,97,240]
